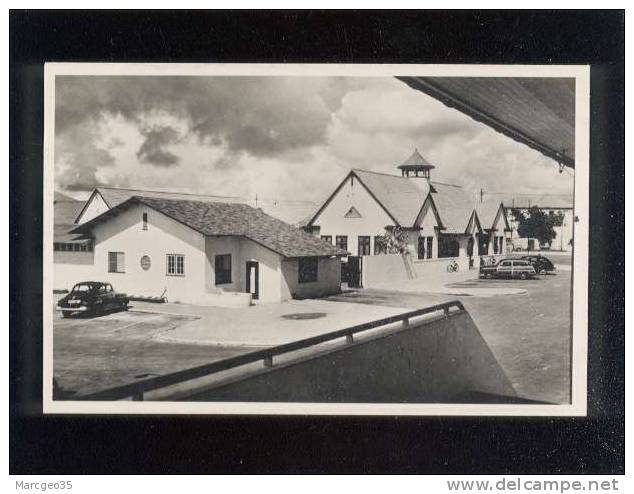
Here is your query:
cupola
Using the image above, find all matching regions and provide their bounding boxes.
[397,148,435,179]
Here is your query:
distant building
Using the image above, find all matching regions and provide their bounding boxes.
[305,149,511,281]
[68,196,345,306]
[53,192,95,290]
[495,195,574,252]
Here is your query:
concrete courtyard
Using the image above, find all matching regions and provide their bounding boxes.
[53,264,571,403]
[53,299,407,397]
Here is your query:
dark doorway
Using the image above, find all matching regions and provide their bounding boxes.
[347,256,363,288]
[246,261,259,300]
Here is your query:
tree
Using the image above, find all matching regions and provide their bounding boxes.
[511,206,562,248]
[375,226,410,254]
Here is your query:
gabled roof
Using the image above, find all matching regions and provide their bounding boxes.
[430,182,478,234]
[307,169,481,231]
[72,196,348,259]
[476,199,509,231]
[78,186,316,227]
[350,169,430,226]
[54,196,91,244]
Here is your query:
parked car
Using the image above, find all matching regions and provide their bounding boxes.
[479,259,537,280]
[57,281,129,318]
[521,255,556,274]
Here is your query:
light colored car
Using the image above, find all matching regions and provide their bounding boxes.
[479,259,537,280]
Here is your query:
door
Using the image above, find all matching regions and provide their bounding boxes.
[347,256,363,288]
[246,261,259,300]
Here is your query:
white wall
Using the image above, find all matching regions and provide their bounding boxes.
[76,192,109,224]
[53,251,96,291]
[311,174,395,256]
[90,202,208,304]
[281,257,341,301]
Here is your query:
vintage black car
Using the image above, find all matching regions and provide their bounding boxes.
[57,281,129,317]
[521,255,556,274]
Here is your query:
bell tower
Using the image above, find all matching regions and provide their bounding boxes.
[397,148,435,180]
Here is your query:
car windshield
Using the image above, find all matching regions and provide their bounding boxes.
[71,283,93,293]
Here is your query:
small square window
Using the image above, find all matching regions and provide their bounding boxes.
[108,252,125,273]
[320,235,332,244]
[166,254,185,276]
[298,257,318,283]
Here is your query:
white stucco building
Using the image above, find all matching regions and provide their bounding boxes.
[305,149,511,283]
[500,195,574,252]
[66,195,346,306]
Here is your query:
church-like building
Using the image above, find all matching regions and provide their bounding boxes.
[305,149,510,283]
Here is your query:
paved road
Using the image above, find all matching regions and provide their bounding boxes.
[327,272,572,404]
[53,310,258,398]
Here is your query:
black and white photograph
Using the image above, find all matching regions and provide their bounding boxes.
[42,63,588,414]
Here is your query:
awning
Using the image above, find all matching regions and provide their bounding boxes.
[397,77,575,168]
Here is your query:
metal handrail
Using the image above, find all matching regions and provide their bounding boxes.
[78,300,465,401]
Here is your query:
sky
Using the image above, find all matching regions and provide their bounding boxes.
[54,75,574,205]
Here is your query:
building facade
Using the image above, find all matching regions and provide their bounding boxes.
[66,196,346,306]
[306,149,508,282]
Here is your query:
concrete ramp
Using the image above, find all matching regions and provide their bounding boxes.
[180,309,516,403]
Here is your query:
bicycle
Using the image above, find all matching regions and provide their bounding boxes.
[446,259,459,272]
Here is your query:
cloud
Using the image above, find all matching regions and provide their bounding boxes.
[55,76,351,158]
[54,124,115,191]
[54,75,573,203]
[136,125,181,166]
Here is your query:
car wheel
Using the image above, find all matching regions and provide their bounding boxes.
[519,272,528,280]
[94,303,104,317]
[61,311,71,318]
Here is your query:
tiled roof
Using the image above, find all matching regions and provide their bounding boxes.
[430,182,478,234]
[73,196,348,259]
[54,197,91,244]
[92,186,315,226]
[352,169,430,226]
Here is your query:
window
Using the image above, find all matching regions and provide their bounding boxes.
[142,212,148,230]
[358,236,370,256]
[54,243,60,251]
[166,254,185,276]
[426,236,433,259]
[418,237,425,259]
[374,236,387,255]
[298,256,318,283]
[336,235,348,251]
[214,254,231,284]
[321,235,332,244]
[108,252,125,273]
[493,236,503,254]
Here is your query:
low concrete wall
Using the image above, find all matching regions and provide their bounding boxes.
[362,254,410,286]
[361,254,473,288]
[412,257,470,277]
[176,310,516,403]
